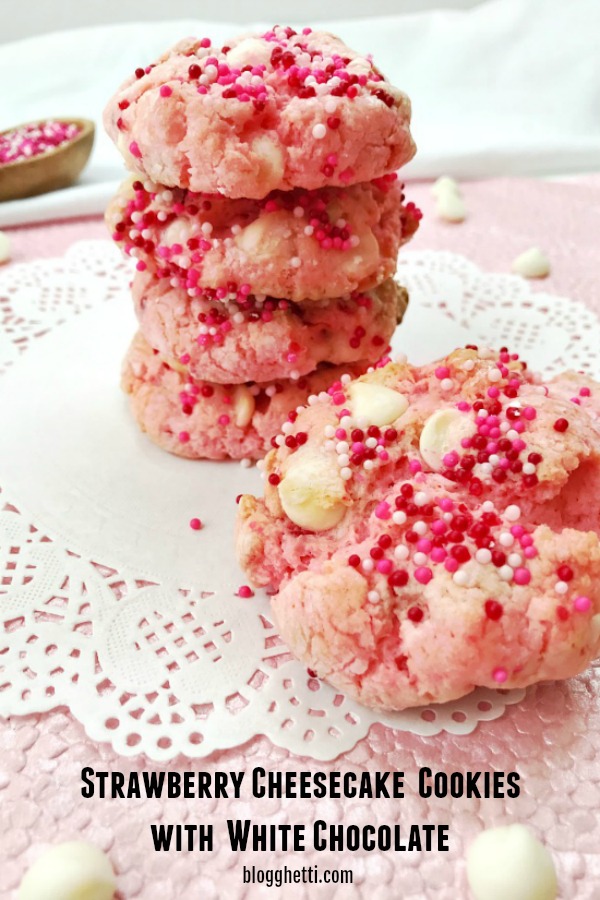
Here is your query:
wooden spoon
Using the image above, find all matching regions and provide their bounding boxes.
[0,117,95,202]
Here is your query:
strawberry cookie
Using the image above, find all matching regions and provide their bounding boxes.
[122,332,368,460]
[104,26,415,198]
[132,271,407,384]
[236,347,600,709]
[108,174,420,302]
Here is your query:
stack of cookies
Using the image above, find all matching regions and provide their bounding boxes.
[104,25,419,460]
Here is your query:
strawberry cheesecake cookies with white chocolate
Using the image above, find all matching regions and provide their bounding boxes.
[106,25,419,460]
[236,347,600,709]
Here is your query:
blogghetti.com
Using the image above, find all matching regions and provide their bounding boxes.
[242,864,353,887]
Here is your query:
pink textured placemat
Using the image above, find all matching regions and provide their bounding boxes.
[2,177,600,899]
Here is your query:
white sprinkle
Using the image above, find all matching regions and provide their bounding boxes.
[340,416,353,428]
[462,359,475,371]
[341,374,352,385]
[488,369,502,382]
[477,409,489,419]
[479,463,493,476]
[231,223,241,235]
[453,570,469,586]
[499,565,514,581]
[233,312,245,324]
[281,422,294,434]
[290,256,302,268]
[201,222,213,236]
[324,98,337,113]
[336,441,349,454]
[413,521,428,535]
[304,225,314,236]
[505,504,521,521]
[337,454,350,467]
[440,378,454,391]
[324,425,335,438]
[274,435,284,447]
[488,454,500,466]
[507,429,520,441]
[349,234,360,248]
[555,581,569,595]
[367,590,381,603]
[413,552,428,566]
[393,511,407,526]
[508,553,523,568]
[523,462,536,475]
[475,548,492,565]
[293,206,304,218]
[307,394,318,406]
[240,458,252,468]
[312,123,327,139]
[499,532,515,548]
[340,467,352,480]
[443,512,453,523]
[365,437,378,449]
[500,422,510,433]
[324,440,335,451]
[482,500,495,513]
[363,460,375,470]
[290,371,300,381]
[265,386,276,398]
[361,559,374,573]
[394,544,410,560]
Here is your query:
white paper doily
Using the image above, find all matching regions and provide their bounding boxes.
[1,240,599,761]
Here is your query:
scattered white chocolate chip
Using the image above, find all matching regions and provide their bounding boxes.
[466,825,557,900]
[226,37,272,68]
[511,247,550,279]
[0,231,11,264]
[278,452,346,531]
[435,190,467,223]
[419,408,475,471]
[431,175,460,198]
[348,381,409,427]
[233,385,256,428]
[18,841,116,900]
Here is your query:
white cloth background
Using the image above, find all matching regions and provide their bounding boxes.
[0,0,599,226]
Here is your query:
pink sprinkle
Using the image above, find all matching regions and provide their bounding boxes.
[431,520,447,535]
[129,141,142,158]
[574,595,592,613]
[160,85,173,97]
[379,450,390,462]
[487,386,500,398]
[377,559,393,574]
[443,451,459,468]
[439,498,454,512]
[520,534,534,547]
[522,406,537,420]
[189,517,202,530]
[435,366,450,380]
[335,428,347,440]
[444,557,458,573]
[431,547,447,563]
[524,547,537,559]
[135,260,147,271]
[492,666,508,683]
[332,392,346,405]
[375,502,391,520]
[416,538,433,553]
[218,414,230,426]
[513,439,526,452]
[238,585,254,598]
[514,567,531,585]
[510,525,525,538]
[457,401,470,412]
[178,431,190,443]
[409,459,422,474]
[414,566,433,585]
[580,387,591,397]
[179,353,191,364]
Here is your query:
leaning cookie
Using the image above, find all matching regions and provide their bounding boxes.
[236,347,600,709]
[122,332,369,460]
[103,26,415,198]
[108,175,420,302]
[132,271,408,384]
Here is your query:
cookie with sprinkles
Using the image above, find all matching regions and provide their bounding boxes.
[121,331,369,460]
[132,270,407,384]
[103,26,415,198]
[107,174,420,302]
[236,346,600,709]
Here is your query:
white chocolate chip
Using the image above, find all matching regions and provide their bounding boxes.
[250,135,284,193]
[435,190,467,222]
[419,408,475,471]
[466,825,557,900]
[431,175,461,198]
[348,381,409,427]
[0,231,11,264]
[18,841,116,900]
[233,385,256,428]
[278,451,346,531]
[511,247,550,279]
[226,37,272,68]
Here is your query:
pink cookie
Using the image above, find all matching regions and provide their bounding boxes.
[132,271,408,384]
[104,26,415,198]
[122,332,368,460]
[107,174,420,301]
[236,347,600,709]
